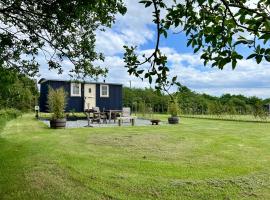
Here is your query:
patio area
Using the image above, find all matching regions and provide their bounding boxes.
[41,118,164,128]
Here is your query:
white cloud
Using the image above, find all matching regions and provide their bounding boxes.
[95,0,155,55]
[95,56,150,88]
[165,49,270,98]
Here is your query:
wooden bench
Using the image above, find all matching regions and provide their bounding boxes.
[117,116,137,126]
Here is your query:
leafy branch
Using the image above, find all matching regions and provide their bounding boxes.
[0,0,126,78]
[124,0,180,99]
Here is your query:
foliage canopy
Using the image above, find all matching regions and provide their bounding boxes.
[0,0,126,78]
[0,67,38,111]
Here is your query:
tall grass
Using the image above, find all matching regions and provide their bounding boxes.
[180,114,270,123]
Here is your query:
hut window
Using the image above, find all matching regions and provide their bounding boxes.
[70,83,81,97]
[100,85,109,97]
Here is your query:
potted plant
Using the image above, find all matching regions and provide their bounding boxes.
[47,87,67,128]
[168,100,180,124]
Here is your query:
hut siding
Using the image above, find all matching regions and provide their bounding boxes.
[96,84,122,111]
[39,80,122,112]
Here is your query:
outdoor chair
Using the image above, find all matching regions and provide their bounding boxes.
[91,107,107,124]
[117,107,137,126]
[122,107,131,117]
[92,107,100,112]
[122,107,132,123]
[91,107,101,123]
[91,112,101,124]
[100,112,107,124]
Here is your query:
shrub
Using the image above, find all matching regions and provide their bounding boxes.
[0,109,22,131]
[0,108,22,119]
[253,100,268,120]
[47,87,67,119]
[168,100,180,117]
[138,101,146,116]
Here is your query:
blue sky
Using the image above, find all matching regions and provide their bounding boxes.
[40,0,270,99]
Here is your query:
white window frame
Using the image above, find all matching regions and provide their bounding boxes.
[70,83,81,97]
[100,84,109,98]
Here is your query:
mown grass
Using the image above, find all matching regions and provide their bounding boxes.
[0,114,270,199]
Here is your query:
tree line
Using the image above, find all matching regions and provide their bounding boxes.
[0,68,38,111]
[123,86,270,118]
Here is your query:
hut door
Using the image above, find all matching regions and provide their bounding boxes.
[84,84,96,110]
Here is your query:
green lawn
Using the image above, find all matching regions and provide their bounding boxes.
[0,114,270,199]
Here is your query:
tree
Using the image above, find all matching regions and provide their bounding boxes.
[0,0,126,78]
[0,67,38,111]
[124,0,270,92]
[123,87,170,113]
[252,99,268,119]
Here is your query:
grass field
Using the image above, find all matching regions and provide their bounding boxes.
[179,114,270,123]
[0,114,270,199]
[136,113,270,123]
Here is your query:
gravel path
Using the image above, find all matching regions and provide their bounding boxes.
[41,118,164,128]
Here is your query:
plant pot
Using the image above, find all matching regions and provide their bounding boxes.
[168,116,179,124]
[50,118,66,128]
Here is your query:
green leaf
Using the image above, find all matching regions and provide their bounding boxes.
[247,54,257,59]
[194,47,200,53]
[144,1,152,7]
[265,55,270,62]
[234,40,249,46]
[232,59,237,69]
[205,36,212,43]
[163,30,168,38]
[197,0,206,5]
[219,58,231,68]
[137,70,144,74]
[187,39,192,47]
[212,62,218,67]
[149,76,152,84]
[255,55,263,64]
[259,33,270,44]
[186,27,191,36]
